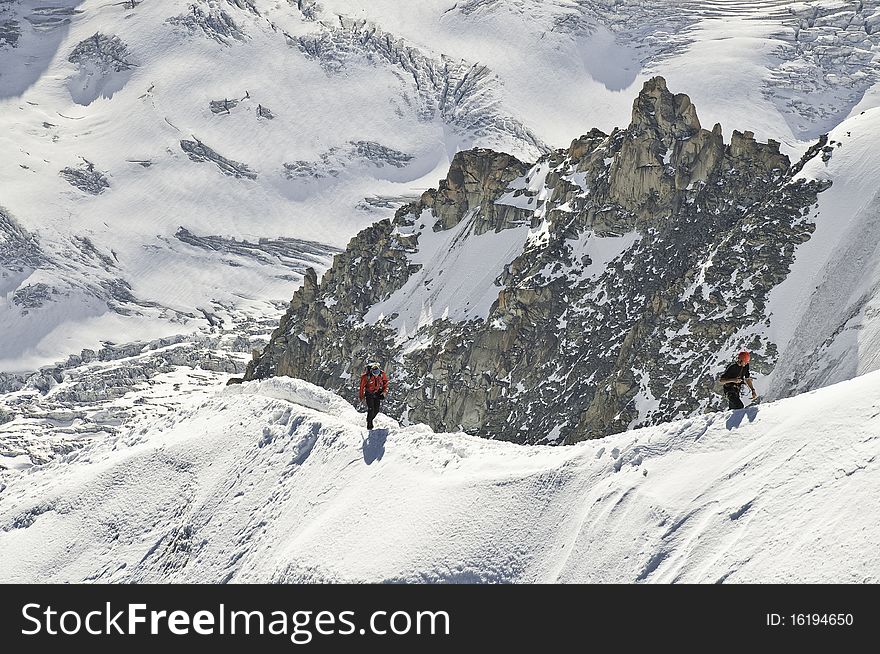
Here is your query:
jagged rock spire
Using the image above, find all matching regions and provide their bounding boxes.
[629,76,702,141]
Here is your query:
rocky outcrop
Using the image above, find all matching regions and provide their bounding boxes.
[295,0,321,20]
[167,3,246,44]
[0,19,20,48]
[283,141,414,180]
[174,227,339,271]
[60,159,110,194]
[245,77,831,444]
[12,283,58,311]
[68,33,133,72]
[420,149,529,234]
[0,206,43,271]
[209,98,239,113]
[247,221,415,384]
[180,138,257,179]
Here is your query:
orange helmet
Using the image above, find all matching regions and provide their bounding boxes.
[738,351,750,364]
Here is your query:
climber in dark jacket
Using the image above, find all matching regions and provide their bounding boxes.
[718,351,758,409]
[359,362,389,430]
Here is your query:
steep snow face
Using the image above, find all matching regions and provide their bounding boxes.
[364,209,531,342]
[762,106,880,399]
[1,374,877,583]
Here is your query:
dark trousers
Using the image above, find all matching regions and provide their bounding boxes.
[365,393,382,429]
[725,386,744,410]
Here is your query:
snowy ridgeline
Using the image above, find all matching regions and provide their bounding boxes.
[0,373,877,583]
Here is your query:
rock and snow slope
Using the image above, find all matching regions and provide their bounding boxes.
[244,78,835,443]
[1,372,877,583]
[246,73,880,443]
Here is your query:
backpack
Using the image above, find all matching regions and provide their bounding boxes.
[710,362,741,396]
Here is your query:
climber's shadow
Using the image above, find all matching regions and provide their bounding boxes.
[362,428,388,465]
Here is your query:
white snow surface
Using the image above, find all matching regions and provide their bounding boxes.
[1,372,878,583]
[366,210,529,341]
[762,106,880,398]
[570,230,641,280]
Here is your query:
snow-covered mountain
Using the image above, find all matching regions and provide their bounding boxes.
[1,372,877,583]
[3,1,880,459]
[245,76,880,443]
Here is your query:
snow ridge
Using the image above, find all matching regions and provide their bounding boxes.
[1,372,878,583]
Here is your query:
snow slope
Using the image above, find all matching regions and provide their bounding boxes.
[1,372,877,583]
[762,105,880,399]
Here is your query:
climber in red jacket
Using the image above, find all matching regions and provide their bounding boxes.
[359,361,389,430]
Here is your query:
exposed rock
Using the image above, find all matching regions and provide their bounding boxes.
[209,98,239,113]
[72,236,116,269]
[23,6,83,32]
[0,206,44,271]
[174,227,339,271]
[180,138,257,179]
[66,33,134,103]
[349,141,412,167]
[60,159,110,194]
[245,77,832,445]
[167,2,245,44]
[0,20,20,48]
[420,148,530,234]
[0,373,27,394]
[283,160,337,180]
[68,33,133,72]
[357,194,422,213]
[295,0,321,20]
[12,283,57,310]
[283,141,413,180]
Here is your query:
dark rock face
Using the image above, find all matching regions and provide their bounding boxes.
[245,77,831,444]
[209,98,240,113]
[167,4,245,44]
[0,19,20,48]
[180,138,257,179]
[60,159,110,194]
[174,227,340,272]
[0,206,44,271]
[12,283,57,310]
[68,33,133,72]
[283,141,414,180]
